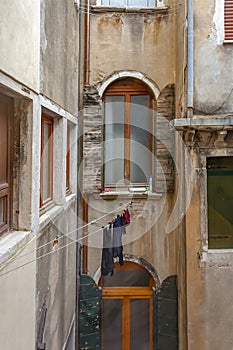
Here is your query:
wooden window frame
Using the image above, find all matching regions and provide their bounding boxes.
[103,79,153,188]
[66,123,71,194]
[101,262,154,349]
[0,95,13,235]
[224,0,233,42]
[40,114,54,209]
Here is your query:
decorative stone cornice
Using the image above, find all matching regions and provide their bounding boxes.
[173,116,233,148]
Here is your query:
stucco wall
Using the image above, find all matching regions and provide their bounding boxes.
[0,237,36,350]
[37,201,77,350]
[41,0,79,115]
[86,194,178,284]
[89,5,176,89]
[194,0,233,114]
[0,0,40,92]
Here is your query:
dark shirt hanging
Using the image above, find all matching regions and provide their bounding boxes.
[101,226,114,276]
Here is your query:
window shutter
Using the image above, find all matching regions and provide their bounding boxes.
[79,274,102,349]
[225,0,233,41]
[153,275,178,350]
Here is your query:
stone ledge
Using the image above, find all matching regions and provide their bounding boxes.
[99,190,163,200]
[173,116,233,129]
[91,5,169,13]
[0,230,34,267]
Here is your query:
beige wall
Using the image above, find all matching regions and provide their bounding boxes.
[194,0,233,114]
[89,5,176,90]
[0,0,40,92]
[41,0,79,115]
[0,237,36,350]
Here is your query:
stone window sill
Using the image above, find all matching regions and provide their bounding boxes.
[100,190,163,200]
[202,249,233,263]
[39,193,77,233]
[91,5,169,14]
[0,230,34,267]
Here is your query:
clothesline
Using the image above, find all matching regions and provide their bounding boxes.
[0,201,133,276]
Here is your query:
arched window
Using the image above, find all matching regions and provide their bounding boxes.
[103,78,153,188]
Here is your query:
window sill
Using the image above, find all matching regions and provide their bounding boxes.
[223,40,233,44]
[202,249,233,263]
[0,230,34,267]
[91,5,169,14]
[39,193,77,233]
[100,190,163,200]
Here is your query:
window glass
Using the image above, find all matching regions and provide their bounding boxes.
[42,122,52,202]
[104,79,152,187]
[105,95,125,185]
[130,95,150,183]
[103,299,122,350]
[103,269,150,287]
[41,115,53,207]
[207,156,233,249]
[130,299,150,350]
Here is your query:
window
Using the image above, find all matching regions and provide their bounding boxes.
[100,0,157,7]
[224,0,233,41]
[104,78,153,188]
[0,95,12,234]
[40,114,54,208]
[207,156,233,249]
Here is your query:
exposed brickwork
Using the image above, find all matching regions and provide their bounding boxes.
[83,83,175,194]
[83,85,103,193]
[155,84,175,192]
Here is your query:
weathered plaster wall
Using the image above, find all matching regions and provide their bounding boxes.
[175,0,187,118]
[86,194,178,284]
[0,237,36,350]
[89,6,176,89]
[194,0,233,114]
[37,200,77,350]
[0,0,40,92]
[41,0,79,115]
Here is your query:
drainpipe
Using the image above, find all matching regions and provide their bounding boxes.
[187,0,194,118]
[85,0,90,84]
[75,0,84,348]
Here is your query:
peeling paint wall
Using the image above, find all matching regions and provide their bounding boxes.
[37,201,77,350]
[89,5,176,89]
[194,0,233,114]
[41,0,79,115]
[0,0,40,92]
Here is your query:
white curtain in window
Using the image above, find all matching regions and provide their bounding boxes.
[105,96,125,184]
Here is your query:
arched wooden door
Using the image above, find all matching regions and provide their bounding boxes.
[99,261,154,350]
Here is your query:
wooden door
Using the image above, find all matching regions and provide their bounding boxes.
[101,262,154,350]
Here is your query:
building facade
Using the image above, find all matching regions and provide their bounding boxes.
[79,0,233,349]
[0,1,80,349]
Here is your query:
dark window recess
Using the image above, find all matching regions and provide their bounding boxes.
[207,156,233,249]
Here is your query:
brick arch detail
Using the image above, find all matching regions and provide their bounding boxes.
[93,253,161,287]
[97,71,160,99]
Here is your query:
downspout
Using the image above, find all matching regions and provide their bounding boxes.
[75,0,84,347]
[82,0,90,274]
[187,0,194,118]
[85,0,90,85]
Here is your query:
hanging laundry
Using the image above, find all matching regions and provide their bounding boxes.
[113,215,124,266]
[101,226,114,276]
